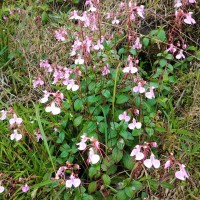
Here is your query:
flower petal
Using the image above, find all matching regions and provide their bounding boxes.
[135,152,144,160]
[143,159,152,168]
[135,122,142,129]
[153,159,160,168]
[73,178,81,188]
[52,107,61,115]
[175,171,185,180]
[66,180,73,188]
[91,154,100,164]
[0,186,4,193]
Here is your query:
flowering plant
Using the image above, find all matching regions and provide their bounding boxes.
[0,0,198,199]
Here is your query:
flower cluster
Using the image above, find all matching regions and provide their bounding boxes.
[2,8,22,21]
[40,90,64,115]
[77,135,102,165]
[119,111,142,130]
[0,109,23,141]
[166,0,196,59]
[54,27,67,41]
[55,161,81,188]
[130,142,160,169]
[130,143,189,180]
[164,154,189,181]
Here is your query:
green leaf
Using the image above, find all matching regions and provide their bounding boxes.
[117,190,127,200]
[118,48,126,55]
[89,167,97,178]
[160,182,174,189]
[107,165,117,175]
[117,138,125,150]
[74,99,83,111]
[143,38,149,47]
[129,48,137,56]
[72,0,79,3]
[112,147,123,163]
[102,174,111,186]
[56,132,65,143]
[88,181,97,194]
[123,153,134,170]
[41,11,49,24]
[145,127,154,136]
[101,89,111,98]
[159,59,167,67]
[98,122,108,133]
[82,194,94,200]
[165,54,173,60]
[157,29,166,42]
[125,187,134,198]
[116,94,129,104]
[62,101,70,109]
[85,122,97,133]
[131,180,143,190]
[120,130,134,140]
[73,116,83,127]
[149,179,159,191]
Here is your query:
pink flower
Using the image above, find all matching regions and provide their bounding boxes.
[128,118,142,130]
[151,142,158,148]
[75,56,84,65]
[88,5,96,12]
[136,5,145,19]
[40,90,50,103]
[93,40,104,50]
[3,16,7,20]
[88,148,100,164]
[102,64,110,75]
[133,82,145,93]
[184,12,196,25]
[189,0,196,3]
[40,60,52,71]
[81,134,89,142]
[112,17,120,25]
[132,37,142,49]
[35,133,43,142]
[145,86,155,99]
[22,184,29,193]
[174,0,182,7]
[0,110,7,120]
[106,12,111,19]
[33,77,44,88]
[54,28,67,41]
[10,130,22,141]
[176,50,185,59]
[9,114,22,126]
[77,141,87,150]
[119,111,131,122]
[45,102,61,115]
[77,134,89,150]
[63,79,79,91]
[134,109,139,116]
[69,10,80,20]
[143,154,160,169]
[164,160,171,169]
[130,145,144,160]
[166,44,177,53]
[55,166,67,179]
[66,174,81,188]
[175,164,189,180]
[0,186,5,193]
[122,60,138,74]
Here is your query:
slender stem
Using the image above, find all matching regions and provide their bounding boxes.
[112,63,121,118]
